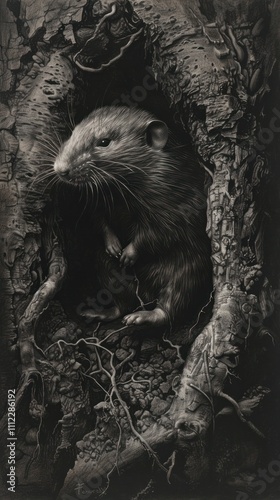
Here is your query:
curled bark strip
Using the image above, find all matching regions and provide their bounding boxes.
[73,2,143,73]
[18,225,67,371]
[74,27,143,73]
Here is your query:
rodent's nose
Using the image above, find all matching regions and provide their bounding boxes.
[54,159,70,177]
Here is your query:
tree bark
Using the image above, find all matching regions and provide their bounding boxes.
[0,0,280,498]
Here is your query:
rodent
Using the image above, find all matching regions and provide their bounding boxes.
[54,105,212,328]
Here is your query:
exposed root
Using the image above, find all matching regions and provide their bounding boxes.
[203,351,215,432]
[165,450,177,484]
[189,288,215,339]
[189,383,215,417]
[218,391,265,439]
[44,330,169,493]
[162,333,184,363]
[131,479,154,500]
[134,274,146,309]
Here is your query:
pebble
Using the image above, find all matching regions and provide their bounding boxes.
[115,348,129,361]
[150,397,170,416]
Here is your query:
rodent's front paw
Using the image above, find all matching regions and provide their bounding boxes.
[104,233,122,258]
[119,242,138,267]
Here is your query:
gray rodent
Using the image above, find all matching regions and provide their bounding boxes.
[54,105,212,328]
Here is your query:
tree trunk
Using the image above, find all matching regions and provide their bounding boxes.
[1,0,280,499]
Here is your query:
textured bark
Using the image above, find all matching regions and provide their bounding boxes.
[0,0,279,498]
[137,0,276,454]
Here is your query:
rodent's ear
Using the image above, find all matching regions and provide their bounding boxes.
[146,120,168,150]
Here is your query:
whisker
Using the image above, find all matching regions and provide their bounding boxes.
[28,173,56,190]
[36,142,60,159]
[87,162,145,209]
[89,169,126,212]
[88,180,94,204]
[77,186,88,229]
[88,164,114,215]
[88,164,109,211]
[95,158,180,190]
[38,132,59,146]
[87,163,130,212]
[37,145,58,159]
[67,91,76,131]
[96,158,141,175]
[32,171,56,182]
[96,174,108,212]
[78,185,84,204]
[36,162,56,167]
[26,175,59,198]
[38,133,60,152]
[42,176,60,194]
[108,172,148,209]
[51,128,62,149]
[100,173,131,212]
[89,175,99,212]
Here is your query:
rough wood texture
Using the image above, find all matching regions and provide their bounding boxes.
[133,0,275,444]
[0,0,279,498]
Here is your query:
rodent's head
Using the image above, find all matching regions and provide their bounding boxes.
[53,106,168,186]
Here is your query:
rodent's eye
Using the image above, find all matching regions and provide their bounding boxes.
[96,138,111,147]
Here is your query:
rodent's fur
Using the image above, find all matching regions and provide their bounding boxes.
[54,106,212,327]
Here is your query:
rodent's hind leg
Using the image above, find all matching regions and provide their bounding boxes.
[123,307,168,327]
[80,306,121,323]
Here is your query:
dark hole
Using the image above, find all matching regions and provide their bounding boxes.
[228,179,235,195]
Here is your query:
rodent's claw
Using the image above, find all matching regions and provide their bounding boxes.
[123,314,137,325]
[106,243,122,258]
[123,308,168,326]
[104,229,122,258]
[119,242,138,267]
